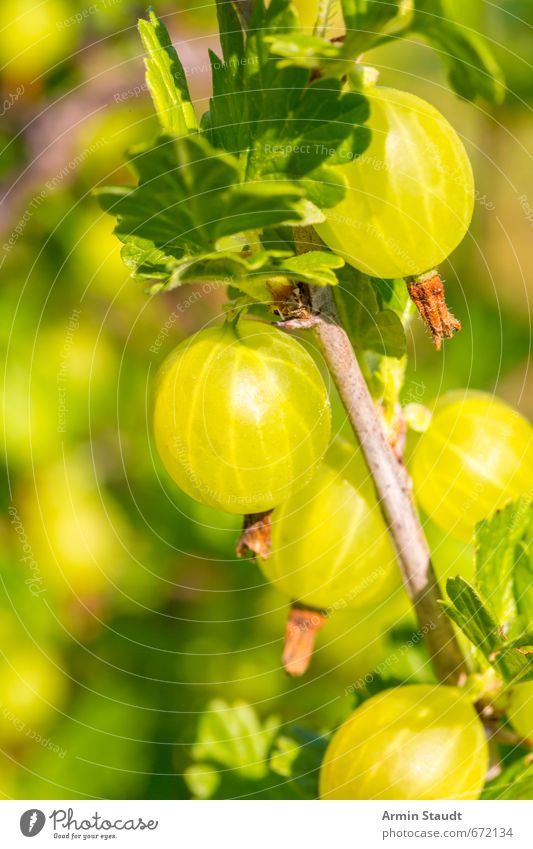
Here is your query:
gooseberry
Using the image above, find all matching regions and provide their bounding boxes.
[320,684,488,799]
[411,392,533,542]
[153,320,331,514]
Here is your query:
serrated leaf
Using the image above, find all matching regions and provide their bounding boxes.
[363,311,406,358]
[165,248,344,298]
[412,1,505,104]
[216,0,245,78]
[191,699,280,781]
[481,756,533,800]
[475,499,532,624]
[337,3,503,106]
[241,0,306,148]
[444,501,533,684]
[96,134,324,290]
[185,700,329,799]
[138,9,197,135]
[334,269,407,357]
[515,551,533,623]
[269,726,328,800]
[443,577,532,683]
[208,0,370,208]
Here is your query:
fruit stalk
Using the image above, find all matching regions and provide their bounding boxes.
[294,236,468,684]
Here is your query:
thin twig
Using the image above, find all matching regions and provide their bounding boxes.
[294,231,469,685]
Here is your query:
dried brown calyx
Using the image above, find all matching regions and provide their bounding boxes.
[236,511,272,560]
[407,271,461,351]
[282,603,327,677]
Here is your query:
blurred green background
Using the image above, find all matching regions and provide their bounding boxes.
[0,0,531,799]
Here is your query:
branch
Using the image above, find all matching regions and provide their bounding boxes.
[294,232,469,685]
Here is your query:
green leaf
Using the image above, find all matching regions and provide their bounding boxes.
[514,505,533,621]
[341,0,413,32]
[207,0,370,206]
[340,0,414,57]
[251,77,370,178]
[481,755,533,800]
[216,0,245,76]
[183,763,221,800]
[374,276,415,321]
[185,700,330,799]
[443,577,532,684]
[269,726,328,800]
[335,3,505,105]
[138,9,197,135]
[475,499,533,624]
[168,249,344,298]
[190,699,280,781]
[240,0,307,152]
[337,2,504,105]
[334,269,407,358]
[96,134,323,291]
[265,32,342,71]
[412,1,505,104]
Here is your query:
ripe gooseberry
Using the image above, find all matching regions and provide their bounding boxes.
[320,684,488,799]
[411,392,533,542]
[507,682,533,741]
[153,320,331,515]
[315,86,475,278]
[258,438,401,610]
